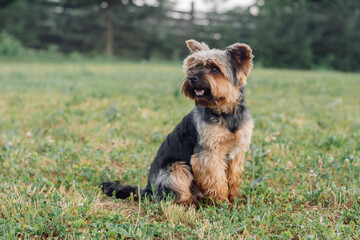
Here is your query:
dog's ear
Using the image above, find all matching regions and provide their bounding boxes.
[186,39,210,53]
[226,43,253,78]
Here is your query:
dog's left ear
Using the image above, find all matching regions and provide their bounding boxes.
[226,43,253,80]
[186,39,210,53]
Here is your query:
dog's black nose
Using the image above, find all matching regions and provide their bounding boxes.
[189,75,199,84]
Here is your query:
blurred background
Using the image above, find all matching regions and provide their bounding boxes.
[0,0,359,71]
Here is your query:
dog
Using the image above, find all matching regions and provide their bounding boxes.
[101,39,254,205]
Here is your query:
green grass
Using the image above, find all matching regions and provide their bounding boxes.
[0,61,359,239]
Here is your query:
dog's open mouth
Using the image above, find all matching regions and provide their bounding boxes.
[194,89,205,97]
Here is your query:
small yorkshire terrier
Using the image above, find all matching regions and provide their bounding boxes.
[101,39,254,205]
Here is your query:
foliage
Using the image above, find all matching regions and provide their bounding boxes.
[252,0,313,69]
[0,0,359,71]
[0,61,359,238]
[0,31,23,55]
[252,0,360,71]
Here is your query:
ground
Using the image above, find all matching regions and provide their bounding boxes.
[0,62,359,239]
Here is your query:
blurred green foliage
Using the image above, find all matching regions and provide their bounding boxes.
[0,0,359,71]
[253,0,360,71]
[0,31,23,55]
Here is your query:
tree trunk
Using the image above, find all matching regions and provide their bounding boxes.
[105,7,113,57]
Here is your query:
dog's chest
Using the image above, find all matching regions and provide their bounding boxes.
[196,120,245,158]
[194,107,253,160]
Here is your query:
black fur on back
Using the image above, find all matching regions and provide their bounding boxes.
[101,111,198,200]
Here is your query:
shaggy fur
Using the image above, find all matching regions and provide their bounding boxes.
[101,39,254,205]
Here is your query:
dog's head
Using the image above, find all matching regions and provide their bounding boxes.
[181,39,253,113]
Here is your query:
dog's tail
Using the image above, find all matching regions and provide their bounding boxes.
[100,181,152,199]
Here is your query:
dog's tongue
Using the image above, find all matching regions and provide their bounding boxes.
[195,89,204,96]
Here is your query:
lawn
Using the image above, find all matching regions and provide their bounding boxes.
[0,61,359,239]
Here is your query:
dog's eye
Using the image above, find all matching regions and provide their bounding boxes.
[210,66,220,74]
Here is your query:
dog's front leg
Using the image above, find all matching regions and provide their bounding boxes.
[190,151,229,202]
[228,120,253,202]
[227,149,246,202]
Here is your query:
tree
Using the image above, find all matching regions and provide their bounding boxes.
[252,0,360,71]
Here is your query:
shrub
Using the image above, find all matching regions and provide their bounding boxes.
[0,31,23,56]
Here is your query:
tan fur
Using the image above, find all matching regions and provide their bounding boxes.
[208,73,241,114]
[191,113,254,202]
[182,73,241,114]
[181,57,242,114]
[186,39,210,52]
[162,162,203,205]
[183,50,234,84]
[227,120,254,201]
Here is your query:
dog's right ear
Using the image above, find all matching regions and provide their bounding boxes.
[186,39,210,53]
[226,43,253,79]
